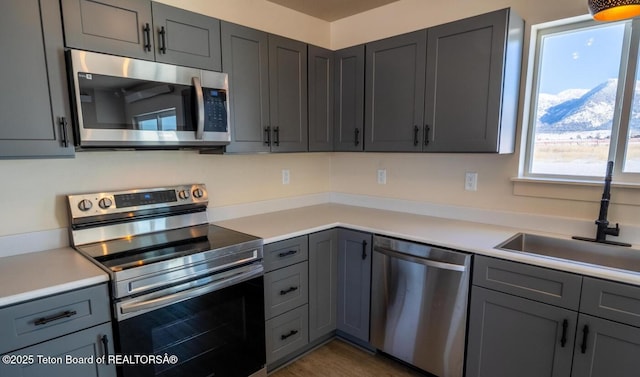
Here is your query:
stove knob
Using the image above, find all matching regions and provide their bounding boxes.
[178,190,190,200]
[78,199,93,211]
[99,197,113,209]
[193,188,205,199]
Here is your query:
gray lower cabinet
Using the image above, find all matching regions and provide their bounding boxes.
[424,8,523,153]
[0,323,116,377]
[308,46,334,152]
[334,45,365,151]
[61,0,221,70]
[468,256,640,377]
[0,0,74,158]
[466,286,576,377]
[222,23,308,153]
[263,236,310,368]
[336,229,372,343]
[0,283,115,376]
[308,230,338,342]
[571,314,640,377]
[364,31,427,152]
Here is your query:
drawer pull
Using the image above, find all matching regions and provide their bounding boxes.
[280,286,299,295]
[101,334,110,364]
[561,319,568,347]
[278,250,298,258]
[281,329,298,340]
[34,310,77,326]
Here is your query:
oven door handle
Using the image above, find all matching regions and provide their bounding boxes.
[118,264,263,320]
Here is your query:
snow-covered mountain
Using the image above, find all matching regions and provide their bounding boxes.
[536,79,619,133]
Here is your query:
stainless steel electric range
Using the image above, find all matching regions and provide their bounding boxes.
[67,184,266,377]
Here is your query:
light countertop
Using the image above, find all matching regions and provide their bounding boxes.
[216,203,640,286]
[0,247,109,308]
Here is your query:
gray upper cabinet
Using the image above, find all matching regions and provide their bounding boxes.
[0,0,74,158]
[222,25,308,153]
[61,0,154,60]
[424,8,523,153]
[268,35,308,153]
[151,3,221,71]
[365,30,427,152]
[221,22,270,153]
[308,46,334,152]
[62,0,222,70]
[308,230,338,342]
[334,45,365,151]
[336,229,372,343]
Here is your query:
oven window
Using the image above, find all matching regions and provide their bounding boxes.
[116,276,265,377]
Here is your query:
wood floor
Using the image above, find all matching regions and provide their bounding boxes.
[270,339,426,377]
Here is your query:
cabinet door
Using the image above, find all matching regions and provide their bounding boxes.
[268,35,308,152]
[571,314,640,377]
[221,22,270,153]
[151,3,221,71]
[365,31,426,152]
[61,0,154,61]
[466,286,576,377]
[334,45,365,151]
[337,229,372,343]
[424,8,523,153]
[0,0,74,157]
[308,46,334,152]
[308,230,338,342]
[0,323,116,377]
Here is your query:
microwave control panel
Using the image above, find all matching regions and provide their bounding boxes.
[203,89,228,132]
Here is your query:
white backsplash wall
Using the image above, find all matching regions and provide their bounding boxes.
[0,152,331,237]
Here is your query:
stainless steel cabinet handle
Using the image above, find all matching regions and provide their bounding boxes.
[374,246,468,272]
[192,76,205,140]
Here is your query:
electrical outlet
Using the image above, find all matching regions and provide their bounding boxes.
[377,169,387,184]
[465,172,478,191]
[282,169,290,185]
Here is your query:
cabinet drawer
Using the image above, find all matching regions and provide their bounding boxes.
[473,256,582,310]
[265,304,309,365]
[581,277,640,327]
[0,284,111,354]
[264,262,308,319]
[263,236,308,272]
[0,322,116,377]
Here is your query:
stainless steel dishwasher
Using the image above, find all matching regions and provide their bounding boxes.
[371,235,472,377]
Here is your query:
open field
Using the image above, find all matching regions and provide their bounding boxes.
[531,138,640,175]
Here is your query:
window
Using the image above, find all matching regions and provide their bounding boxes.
[523,16,640,183]
[134,109,178,131]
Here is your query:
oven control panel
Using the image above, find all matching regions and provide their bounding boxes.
[68,184,208,219]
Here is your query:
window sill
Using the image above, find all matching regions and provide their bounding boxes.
[511,177,640,206]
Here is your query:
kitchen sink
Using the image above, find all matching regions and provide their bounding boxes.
[496,233,640,274]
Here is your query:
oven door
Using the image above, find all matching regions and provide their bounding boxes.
[115,264,265,377]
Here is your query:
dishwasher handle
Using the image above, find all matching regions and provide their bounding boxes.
[374,245,468,272]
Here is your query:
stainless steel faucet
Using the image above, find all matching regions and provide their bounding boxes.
[573,161,631,247]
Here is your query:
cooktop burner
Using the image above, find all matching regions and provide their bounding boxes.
[77,224,260,272]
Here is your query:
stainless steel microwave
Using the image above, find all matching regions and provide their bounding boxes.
[66,49,230,149]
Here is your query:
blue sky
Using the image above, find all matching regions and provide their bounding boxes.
[538,22,626,94]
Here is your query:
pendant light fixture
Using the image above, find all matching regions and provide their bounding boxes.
[588,0,640,21]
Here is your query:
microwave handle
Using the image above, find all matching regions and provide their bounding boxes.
[192,76,205,140]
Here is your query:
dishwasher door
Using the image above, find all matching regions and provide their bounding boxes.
[371,236,472,377]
